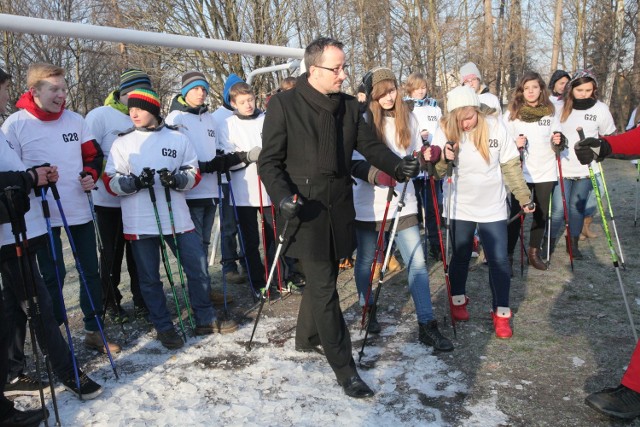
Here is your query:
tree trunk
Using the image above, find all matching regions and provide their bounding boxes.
[483,0,495,92]
[602,0,624,106]
[550,0,563,72]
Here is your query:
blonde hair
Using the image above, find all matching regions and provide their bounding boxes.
[369,79,412,150]
[441,106,490,163]
[404,72,428,98]
[27,63,65,89]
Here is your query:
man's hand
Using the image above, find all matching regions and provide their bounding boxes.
[279,194,303,220]
[574,137,612,164]
[394,155,420,182]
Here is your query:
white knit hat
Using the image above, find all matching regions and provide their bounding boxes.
[459,62,482,83]
[446,86,480,112]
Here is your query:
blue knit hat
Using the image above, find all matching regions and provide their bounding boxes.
[223,74,244,107]
[181,71,209,98]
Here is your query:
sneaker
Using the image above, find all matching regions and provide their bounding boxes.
[4,374,48,396]
[419,320,454,352]
[84,330,121,354]
[286,272,306,286]
[195,317,236,335]
[491,310,513,339]
[585,384,640,419]
[62,369,103,400]
[0,405,48,426]
[157,328,184,349]
[107,306,130,324]
[225,271,247,284]
[286,282,305,295]
[451,296,470,322]
[209,290,234,306]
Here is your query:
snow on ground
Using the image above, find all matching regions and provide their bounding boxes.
[13,314,507,426]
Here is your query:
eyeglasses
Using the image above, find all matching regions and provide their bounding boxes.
[314,64,349,75]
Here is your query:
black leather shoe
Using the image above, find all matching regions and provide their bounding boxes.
[585,384,640,419]
[340,375,374,399]
[419,320,454,352]
[0,406,48,427]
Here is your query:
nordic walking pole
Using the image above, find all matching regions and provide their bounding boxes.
[546,191,552,267]
[635,161,640,227]
[225,170,259,302]
[144,169,188,341]
[594,163,626,269]
[157,168,195,333]
[257,176,274,295]
[3,186,60,425]
[269,204,284,291]
[359,181,409,363]
[553,132,574,271]
[360,185,394,331]
[39,187,83,396]
[518,137,526,277]
[79,172,127,339]
[247,195,297,351]
[216,178,230,315]
[429,165,456,337]
[48,183,119,378]
[444,142,455,272]
[577,127,637,341]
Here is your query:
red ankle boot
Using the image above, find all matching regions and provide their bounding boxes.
[491,310,513,339]
[451,296,470,321]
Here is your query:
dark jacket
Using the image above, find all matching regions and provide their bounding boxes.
[259,77,402,260]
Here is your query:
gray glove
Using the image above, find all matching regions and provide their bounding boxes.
[246,146,262,163]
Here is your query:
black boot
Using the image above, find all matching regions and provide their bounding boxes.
[418,320,454,352]
[0,405,48,427]
[569,236,583,260]
[340,374,374,398]
[585,384,640,419]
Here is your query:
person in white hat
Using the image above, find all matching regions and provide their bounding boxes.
[432,85,533,339]
[459,62,502,118]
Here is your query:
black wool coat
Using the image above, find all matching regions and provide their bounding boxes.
[259,80,401,261]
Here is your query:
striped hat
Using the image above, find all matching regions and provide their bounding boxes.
[127,88,161,118]
[120,68,152,96]
[181,71,209,97]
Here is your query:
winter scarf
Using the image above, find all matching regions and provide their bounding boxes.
[297,73,344,176]
[572,98,597,110]
[169,94,209,115]
[16,92,65,121]
[518,104,553,123]
[104,90,129,115]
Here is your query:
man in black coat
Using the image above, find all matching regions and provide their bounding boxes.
[259,37,419,398]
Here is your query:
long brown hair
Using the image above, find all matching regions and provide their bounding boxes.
[560,77,598,123]
[507,71,555,120]
[369,79,412,150]
[441,106,490,163]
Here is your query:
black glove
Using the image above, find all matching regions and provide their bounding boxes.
[199,157,226,174]
[158,168,187,189]
[574,137,612,165]
[133,168,155,190]
[393,155,420,182]
[279,194,303,220]
[552,132,568,153]
[0,186,30,225]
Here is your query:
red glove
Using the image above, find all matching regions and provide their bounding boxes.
[418,145,442,167]
[374,171,396,187]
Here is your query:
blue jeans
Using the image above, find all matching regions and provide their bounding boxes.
[354,223,434,323]
[188,204,217,260]
[37,221,102,331]
[449,219,510,310]
[551,178,591,238]
[584,172,604,218]
[131,231,215,333]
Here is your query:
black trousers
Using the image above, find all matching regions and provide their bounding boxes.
[1,249,74,382]
[295,257,357,384]
[507,181,556,253]
[0,267,11,417]
[95,206,145,309]
[236,206,275,288]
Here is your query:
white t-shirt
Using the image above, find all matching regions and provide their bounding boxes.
[479,92,503,119]
[166,108,219,200]
[85,105,133,208]
[556,101,616,178]
[411,104,442,144]
[2,109,95,227]
[0,128,47,245]
[104,126,198,237]
[352,116,420,222]
[433,116,519,222]
[218,113,270,207]
[503,110,559,183]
